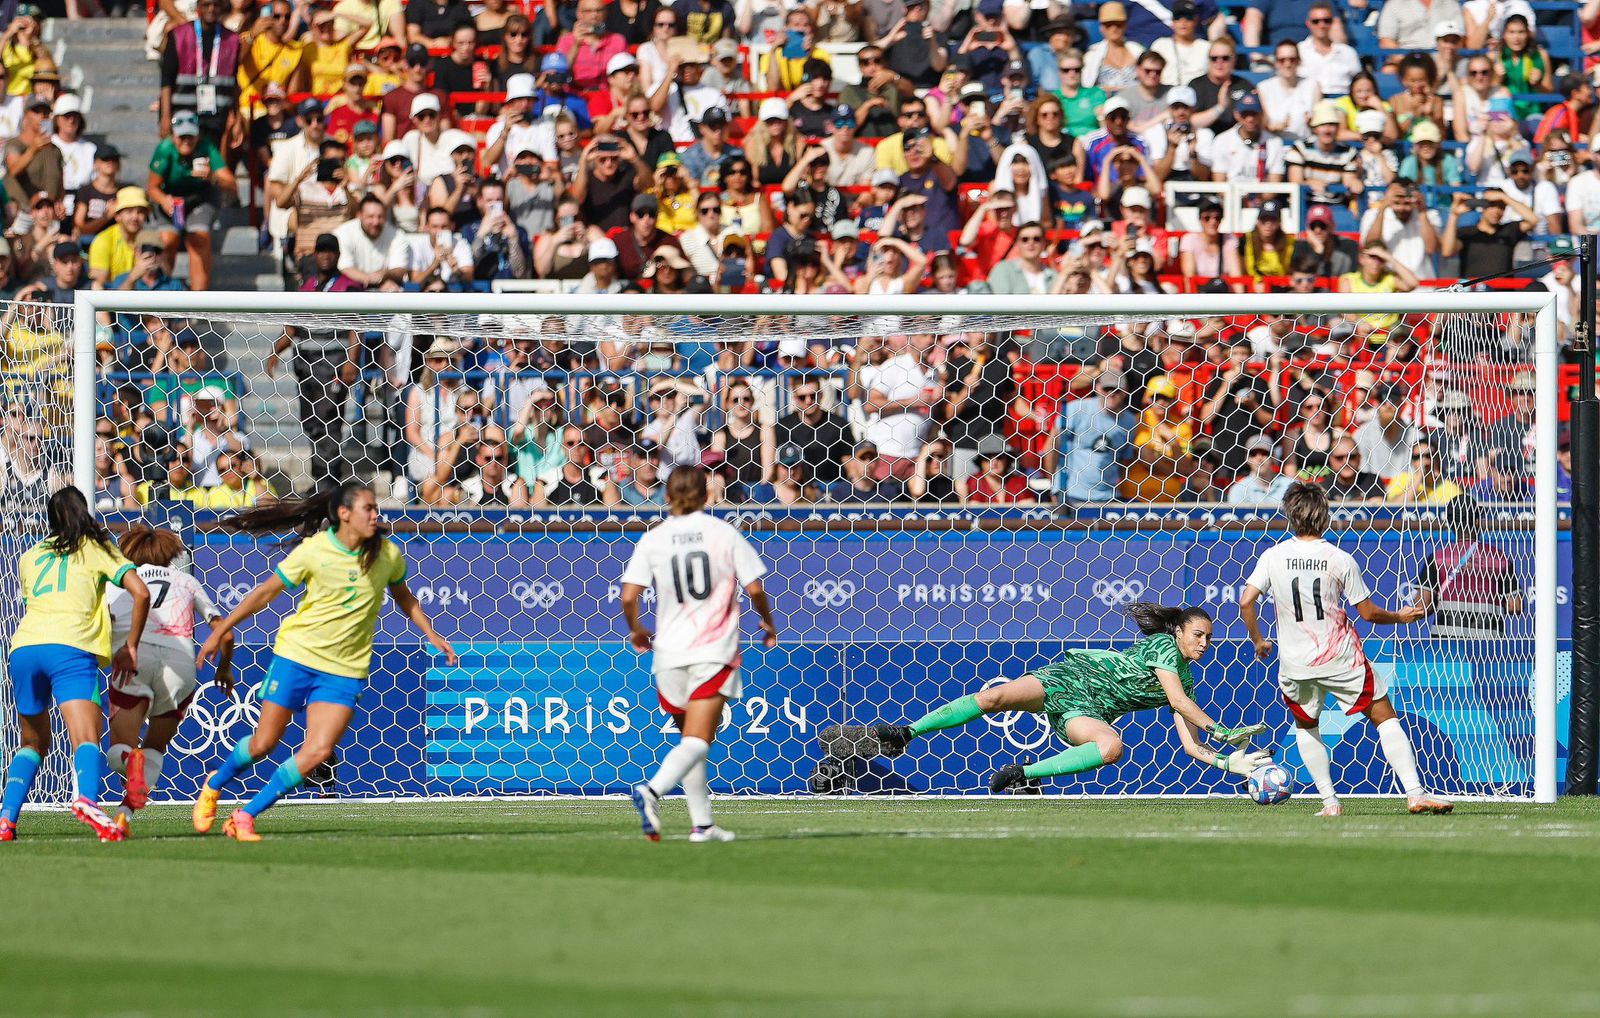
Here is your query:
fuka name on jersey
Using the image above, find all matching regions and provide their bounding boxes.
[671,533,704,547]
[1286,557,1328,571]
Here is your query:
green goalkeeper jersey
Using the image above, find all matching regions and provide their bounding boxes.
[1035,633,1195,723]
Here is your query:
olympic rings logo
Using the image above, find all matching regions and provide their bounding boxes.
[510,580,566,610]
[214,583,257,610]
[168,689,262,758]
[1092,579,1146,607]
[803,579,857,608]
[978,677,1052,752]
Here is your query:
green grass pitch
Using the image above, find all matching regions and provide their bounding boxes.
[5,797,1600,1017]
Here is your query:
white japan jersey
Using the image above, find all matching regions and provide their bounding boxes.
[109,564,220,651]
[620,512,768,672]
[1244,538,1373,680]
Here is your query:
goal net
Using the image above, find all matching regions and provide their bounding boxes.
[4,291,1561,804]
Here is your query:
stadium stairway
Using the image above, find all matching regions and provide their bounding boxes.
[51,18,313,492]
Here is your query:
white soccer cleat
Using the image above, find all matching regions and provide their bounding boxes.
[689,824,736,843]
[1314,802,1343,818]
[1407,794,1454,815]
[631,783,661,842]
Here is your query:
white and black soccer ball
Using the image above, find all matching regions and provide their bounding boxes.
[1247,762,1293,805]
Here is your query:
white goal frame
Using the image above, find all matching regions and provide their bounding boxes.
[70,290,1563,804]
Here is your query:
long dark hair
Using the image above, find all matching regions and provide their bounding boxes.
[220,481,387,572]
[45,486,117,557]
[1125,602,1211,635]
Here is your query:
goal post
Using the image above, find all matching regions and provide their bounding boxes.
[57,289,1562,804]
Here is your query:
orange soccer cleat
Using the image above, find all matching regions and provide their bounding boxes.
[193,779,221,833]
[223,809,261,842]
[0,818,15,841]
[122,749,149,811]
[71,797,126,842]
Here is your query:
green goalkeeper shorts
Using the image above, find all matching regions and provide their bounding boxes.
[1033,659,1109,738]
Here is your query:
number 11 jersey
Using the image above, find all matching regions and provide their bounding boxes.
[620,511,768,672]
[1244,537,1373,681]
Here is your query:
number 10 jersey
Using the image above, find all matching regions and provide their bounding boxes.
[621,511,768,672]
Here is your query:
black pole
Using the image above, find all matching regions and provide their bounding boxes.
[1567,234,1599,796]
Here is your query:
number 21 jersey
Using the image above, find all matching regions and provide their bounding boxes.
[1244,537,1373,680]
[620,511,768,671]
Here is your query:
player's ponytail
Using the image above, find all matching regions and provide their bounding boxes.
[44,485,115,557]
[1124,602,1211,635]
[220,481,388,572]
[119,524,185,567]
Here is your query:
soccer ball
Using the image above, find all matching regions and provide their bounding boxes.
[1247,763,1293,805]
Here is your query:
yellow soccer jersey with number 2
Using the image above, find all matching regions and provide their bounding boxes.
[272,530,407,680]
[12,538,136,666]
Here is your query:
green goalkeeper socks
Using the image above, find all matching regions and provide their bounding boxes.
[908,694,984,736]
[1022,743,1106,780]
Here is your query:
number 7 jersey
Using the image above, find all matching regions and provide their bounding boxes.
[1244,537,1374,680]
[620,511,768,672]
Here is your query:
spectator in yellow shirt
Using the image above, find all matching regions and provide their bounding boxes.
[238,0,307,110]
[760,8,831,92]
[304,9,369,96]
[1385,440,1463,504]
[89,187,153,289]
[196,452,275,508]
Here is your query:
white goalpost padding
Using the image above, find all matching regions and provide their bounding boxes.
[44,290,1561,804]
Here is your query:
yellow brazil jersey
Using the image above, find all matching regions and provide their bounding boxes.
[12,537,135,666]
[272,530,406,679]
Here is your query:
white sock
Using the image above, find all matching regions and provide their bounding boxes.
[647,737,709,797]
[107,744,132,777]
[682,758,713,828]
[1294,727,1338,805]
[1376,717,1425,796]
[142,750,164,795]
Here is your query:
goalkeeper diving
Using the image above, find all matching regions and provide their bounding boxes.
[845,602,1270,792]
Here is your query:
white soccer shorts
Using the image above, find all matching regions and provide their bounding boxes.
[655,659,742,716]
[109,642,199,718]
[1278,661,1386,724]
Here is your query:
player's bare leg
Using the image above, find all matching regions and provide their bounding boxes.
[1365,697,1452,814]
[993,714,1123,792]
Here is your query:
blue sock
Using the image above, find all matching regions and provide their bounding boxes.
[2,748,42,823]
[206,739,262,792]
[242,758,303,818]
[73,742,102,804]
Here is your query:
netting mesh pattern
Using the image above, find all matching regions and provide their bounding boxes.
[4,299,1560,800]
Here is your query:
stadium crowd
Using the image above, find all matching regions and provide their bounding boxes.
[1,0,1590,507]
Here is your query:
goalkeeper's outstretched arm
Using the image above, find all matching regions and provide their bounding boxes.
[1174,715,1271,777]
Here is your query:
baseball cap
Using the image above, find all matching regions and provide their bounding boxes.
[1171,0,1198,17]
[24,95,51,113]
[698,107,729,129]
[352,119,379,137]
[296,97,324,119]
[1003,58,1027,79]
[1507,148,1535,166]
[1101,95,1131,117]
[345,62,371,81]
[1355,109,1387,136]
[1412,120,1442,143]
[51,94,82,118]
[831,103,856,128]
[830,219,860,240]
[505,73,536,101]
[1488,95,1515,117]
[405,42,430,65]
[314,233,340,254]
[959,82,987,102]
[411,92,441,117]
[1167,85,1197,108]
[712,38,741,61]
[588,237,619,261]
[171,110,201,136]
[872,168,900,187]
[1435,18,1464,38]
[903,125,932,142]
[540,52,570,74]
[263,81,288,101]
[631,193,660,215]
[607,53,638,76]
[1246,435,1275,454]
[52,241,82,261]
[1257,198,1285,218]
[1042,15,1074,36]
[1234,91,1263,114]
[977,0,1004,17]
[1098,0,1128,21]
[758,96,790,121]
[95,143,122,161]
[381,139,409,161]
[1096,368,1125,390]
[1121,186,1153,209]
[1304,204,1334,228]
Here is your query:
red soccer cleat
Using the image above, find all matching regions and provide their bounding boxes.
[0,818,15,841]
[71,797,126,842]
[122,749,149,811]
[223,809,261,842]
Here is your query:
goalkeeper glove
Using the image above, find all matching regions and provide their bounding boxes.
[1209,722,1268,751]
[1215,749,1273,777]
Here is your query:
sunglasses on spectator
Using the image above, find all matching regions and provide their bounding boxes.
[859,56,881,65]
[413,110,437,120]
[1308,16,1332,23]
[1469,67,1491,76]
[629,110,651,119]
[1276,55,1300,63]
[699,204,720,214]
[1060,64,1082,72]
[1018,233,1044,243]
[505,28,528,36]
[1209,53,1233,62]
[480,453,506,463]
